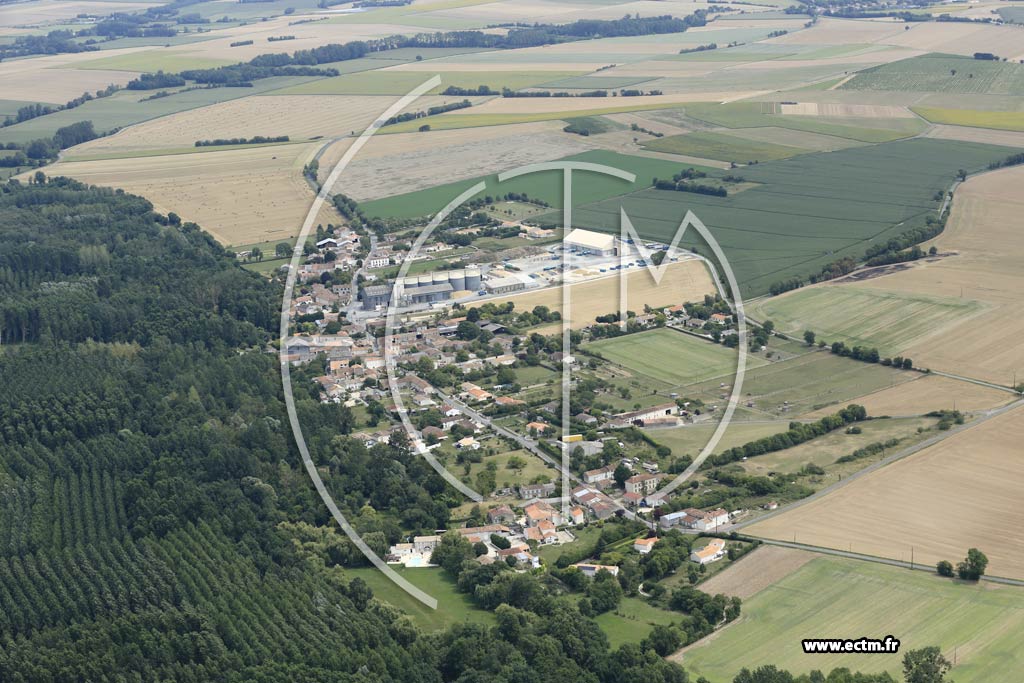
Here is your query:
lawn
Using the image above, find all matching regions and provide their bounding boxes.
[585,328,748,388]
[344,566,492,632]
[643,131,809,163]
[593,596,678,648]
[840,53,1024,96]
[912,106,1024,132]
[750,286,985,356]
[272,70,582,96]
[647,421,793,460]
[680,556,1024,682]
[678,350,919,419]
[441,447,557,493]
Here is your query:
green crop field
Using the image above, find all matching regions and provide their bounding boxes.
[997,6,1024,23]
[379,100,720,134]
[74,52,236,73]
[912,106,1024,132]
[841,53,1024,95]
[643,131,809,163]
[585,328,755,387]
[361,149,713,219]
[561,138,1013,296]
[682,557,1024,682]
[539,75,655,89]
[750,286,985,355]
[270,70,582,96]
[674,102,927,142]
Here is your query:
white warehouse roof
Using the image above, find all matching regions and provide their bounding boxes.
[564,228,616,251]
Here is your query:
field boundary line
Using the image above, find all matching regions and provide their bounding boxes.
[747,538,1024,587]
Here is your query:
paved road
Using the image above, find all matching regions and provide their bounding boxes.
[752,538,1024,588]
[436,389,656,530]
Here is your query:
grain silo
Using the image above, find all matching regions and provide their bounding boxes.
[448,269,466,291]
[464,266,482,291]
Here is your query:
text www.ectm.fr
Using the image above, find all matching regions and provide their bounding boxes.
[802,637,900,654]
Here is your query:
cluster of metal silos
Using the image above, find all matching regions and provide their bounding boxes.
[399,267,481,292]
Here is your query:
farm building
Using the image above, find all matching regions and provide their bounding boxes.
[612,403,679,427]
[360,284,392,310]
[485,276,527,294]
[564,228,617,256]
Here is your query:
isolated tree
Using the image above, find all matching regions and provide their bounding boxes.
[804,330,816,346]
[902,647,951,683]
[957,548,988,581]
[936,560,954,577]
[276,242,291,258]
[250,246,263,262]
[613,463,632,487]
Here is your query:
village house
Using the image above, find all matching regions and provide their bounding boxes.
[519,481,556,499]
[625,473,659,495]
[633,537,659,554]
[660,507,730,532]
[413,535,441,554]
[572,563,620,579]
[524,501,563,527]
[456,436,480,450]
[487,505,516,525]
[691,538,727,565]
[583,465,615,486]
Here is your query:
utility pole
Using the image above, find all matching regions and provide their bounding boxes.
[911,546,914,570]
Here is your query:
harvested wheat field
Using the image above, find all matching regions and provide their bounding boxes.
[65,95,462,158]
[446,92,759,116]
[0,0,158,27]
[802,374,1014,419]
[696,545,819,601]
[922,124,1024,148]
[769,17,908,47]
[321,121,597,201]
[0,49,146,102]
[746,403,1024,580]
[855,166,1024,386]
[44,143,336,245]
[163,19,423,62]
[885,22,1024,61]
[780,102,916,118]
[489,258,714,334]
